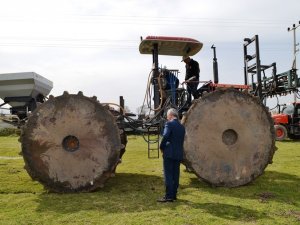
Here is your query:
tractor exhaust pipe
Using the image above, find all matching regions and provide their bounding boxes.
[211,45,219,84]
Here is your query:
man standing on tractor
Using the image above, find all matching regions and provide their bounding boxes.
[182,56,200,105]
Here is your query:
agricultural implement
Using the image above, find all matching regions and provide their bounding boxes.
[0,35,299,192]
[272,102,300,140]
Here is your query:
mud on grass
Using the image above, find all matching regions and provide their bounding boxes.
[0,136,299,224]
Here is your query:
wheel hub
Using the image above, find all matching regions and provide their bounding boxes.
[222,129,238,146]
[62,135,80,152]
[276,129,283,137]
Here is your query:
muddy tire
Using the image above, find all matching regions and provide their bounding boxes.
[182,89,276,187]
[20,92,122,192]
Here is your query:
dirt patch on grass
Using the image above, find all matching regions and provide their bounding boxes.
[257,192,276,203]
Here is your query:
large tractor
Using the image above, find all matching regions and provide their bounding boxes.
[0,35,299,192]
[138,36,277,188]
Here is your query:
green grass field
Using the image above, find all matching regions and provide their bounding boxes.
[0,136,299,225]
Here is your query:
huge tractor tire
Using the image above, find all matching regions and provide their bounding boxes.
[20,92,123,192]
[182,89,276,187]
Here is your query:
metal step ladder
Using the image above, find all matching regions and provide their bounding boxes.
[146,124,160,159]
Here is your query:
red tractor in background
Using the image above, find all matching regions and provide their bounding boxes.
[272,102,300,140]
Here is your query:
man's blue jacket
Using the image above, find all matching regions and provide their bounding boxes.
[160,119,186,160]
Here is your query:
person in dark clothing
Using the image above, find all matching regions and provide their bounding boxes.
[163,69,179,90]
[182,55,200,105]
[157,108,186,203]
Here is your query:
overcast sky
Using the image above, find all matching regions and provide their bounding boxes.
[0,0,299,112]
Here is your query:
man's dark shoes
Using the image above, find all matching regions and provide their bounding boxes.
[157,197,174,203]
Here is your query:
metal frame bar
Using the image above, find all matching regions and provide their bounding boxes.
[152,43,160,110]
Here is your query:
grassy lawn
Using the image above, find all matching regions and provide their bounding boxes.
[0,136,299,225]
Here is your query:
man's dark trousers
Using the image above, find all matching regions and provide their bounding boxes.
[163,157,181,200]
[186,82,199,105]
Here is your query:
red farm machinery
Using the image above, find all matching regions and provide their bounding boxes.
[272,102,300,140]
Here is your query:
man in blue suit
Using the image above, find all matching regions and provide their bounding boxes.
[157,108,186,202]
